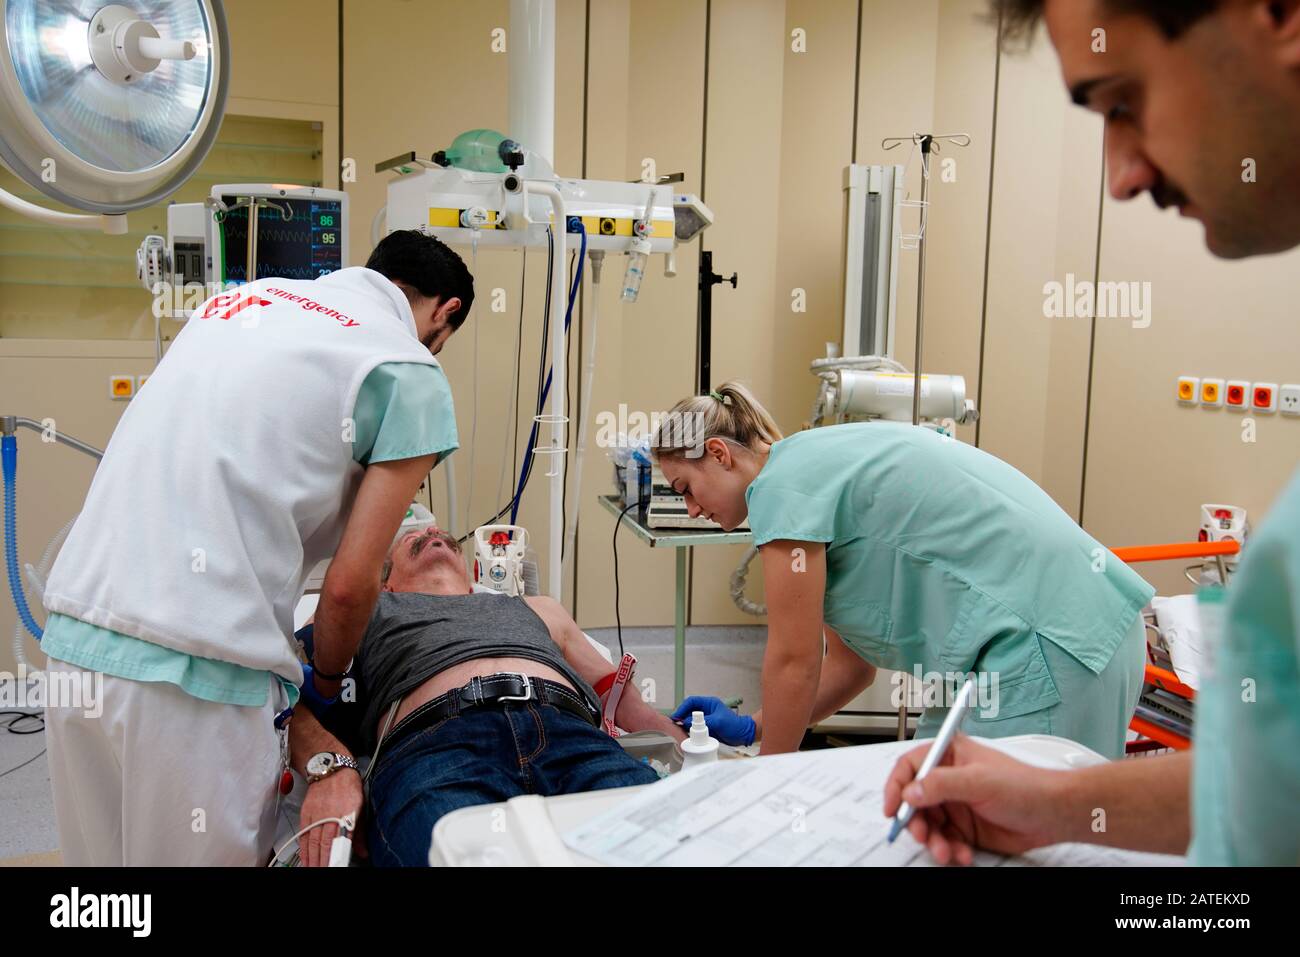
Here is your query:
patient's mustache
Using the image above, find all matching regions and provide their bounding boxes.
[409,528,461,558]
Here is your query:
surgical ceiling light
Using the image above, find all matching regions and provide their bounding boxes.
[0,0,231,234]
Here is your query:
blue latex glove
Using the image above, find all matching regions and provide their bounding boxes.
[298,663,340,718]
[671,696,756,747]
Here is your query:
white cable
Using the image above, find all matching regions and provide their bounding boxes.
[810,375,832,427]
[267,813,355,867]
[443,456,458,539]
[463,238,480,535]
[496,251,528,513]
[563,252,603,586]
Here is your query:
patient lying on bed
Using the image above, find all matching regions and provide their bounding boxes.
[288,527,683,866]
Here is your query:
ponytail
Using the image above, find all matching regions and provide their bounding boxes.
[651,380,782,460]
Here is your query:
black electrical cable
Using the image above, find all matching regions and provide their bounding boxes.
[511,248,527,495]
[458,229,555,543]
[500,229,553,521]
[1,710,43,734]
[561,249,578,560]
[0,748,46,780]
[531,229,555,436]
[0,710,45,780]
[505,227,554,525]
[460,223,585,547]
[611,500,641,660]
[499,223,551,527]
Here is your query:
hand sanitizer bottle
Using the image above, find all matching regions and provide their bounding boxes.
[680,710,719,770]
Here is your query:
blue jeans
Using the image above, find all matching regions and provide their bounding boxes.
[366,702,659,866]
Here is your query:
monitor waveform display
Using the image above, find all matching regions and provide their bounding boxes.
[220,197,343,282]
[254,227,313,244]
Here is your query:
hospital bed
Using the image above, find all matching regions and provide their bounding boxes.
[1110,539,1240,753]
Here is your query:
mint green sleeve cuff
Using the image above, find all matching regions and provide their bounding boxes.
[352,362,459,466]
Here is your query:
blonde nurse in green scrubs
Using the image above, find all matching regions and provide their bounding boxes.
[658,382,1153,758]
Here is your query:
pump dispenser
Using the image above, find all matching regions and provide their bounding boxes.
[680,710,720,770]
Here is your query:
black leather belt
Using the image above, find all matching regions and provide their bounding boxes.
[381,672,599,755]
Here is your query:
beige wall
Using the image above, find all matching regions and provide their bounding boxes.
[572,0,707,624]
[686,0,788,624]
[0,343,156,673]
[915,1,998,449]
[0,0,339,672]
[972,22,1300,597]
[1083,195,1300,596]
[6,1,1298,676]
[978,27,1102,510]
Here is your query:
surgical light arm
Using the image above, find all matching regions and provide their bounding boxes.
[0,190,127,235]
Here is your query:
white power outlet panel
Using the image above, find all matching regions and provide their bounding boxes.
[1280,384,1300,417]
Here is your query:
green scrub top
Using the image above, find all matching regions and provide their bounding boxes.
[745,423,1154,724]
[1191,466,1300,865]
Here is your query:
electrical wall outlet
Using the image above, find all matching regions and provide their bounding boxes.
[1177,376,1199,405]
[1280,384,1300,417]
[109,375,134,400]
[1252,382,1278,414]
[1225,380,1250,411]
[1200,378,1224,407]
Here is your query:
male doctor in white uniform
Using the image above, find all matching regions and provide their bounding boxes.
[40,229,472,865]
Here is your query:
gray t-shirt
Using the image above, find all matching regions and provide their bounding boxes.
[325,591,600,755]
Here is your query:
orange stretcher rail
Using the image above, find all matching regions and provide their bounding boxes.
[1129,715,1191,752]
[1145,662,1197,701]
[1111,540,1239,564]
[1111,540,1234,753]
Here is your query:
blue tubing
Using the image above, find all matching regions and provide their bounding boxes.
[2,436,44,640]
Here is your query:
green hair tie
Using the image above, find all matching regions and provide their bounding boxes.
[708,390,725,403]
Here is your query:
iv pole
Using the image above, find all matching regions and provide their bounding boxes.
[880,131,971,740]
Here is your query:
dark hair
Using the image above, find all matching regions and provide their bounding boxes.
[992,0,1219,47]
[365,229,475,329]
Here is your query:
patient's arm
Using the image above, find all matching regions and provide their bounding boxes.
[289,706,365,866]
[289,704,356,774]
[526,597,686,742]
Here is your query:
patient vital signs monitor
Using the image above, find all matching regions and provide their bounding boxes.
[210,190,345,283]
[153,184,348,317]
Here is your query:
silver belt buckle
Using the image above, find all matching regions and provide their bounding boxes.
[496,672,534,703]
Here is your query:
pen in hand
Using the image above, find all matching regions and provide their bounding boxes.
[888,677,976,843]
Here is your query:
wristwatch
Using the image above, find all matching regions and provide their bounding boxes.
[305,751,360,784]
